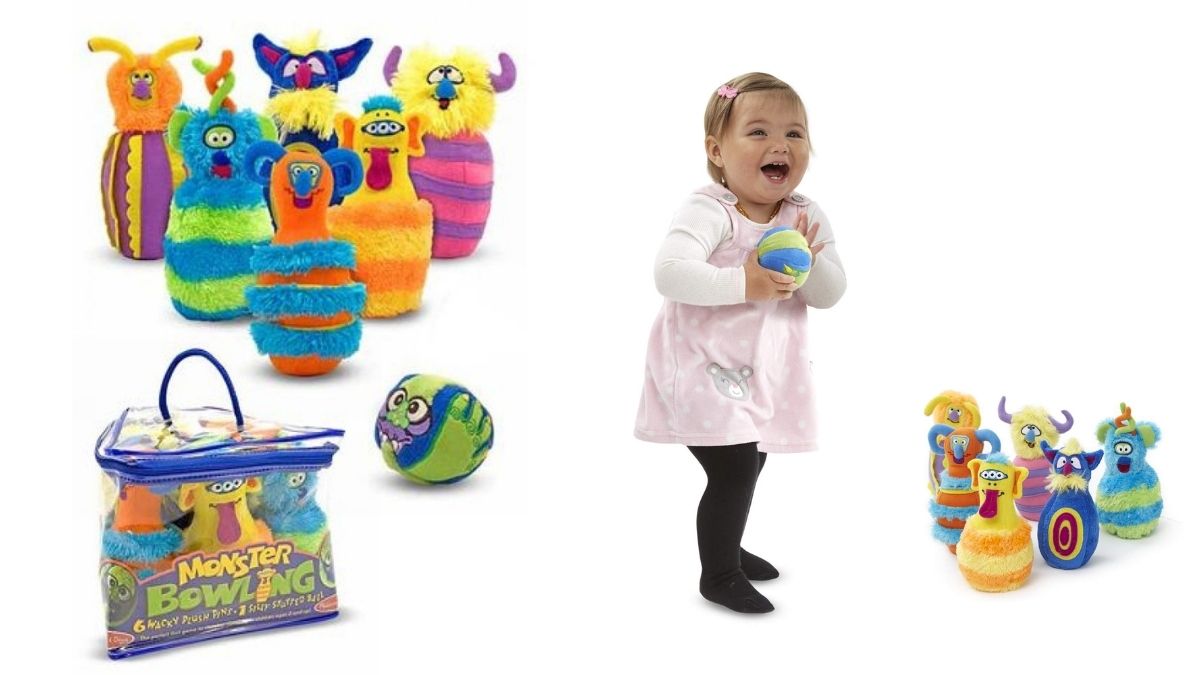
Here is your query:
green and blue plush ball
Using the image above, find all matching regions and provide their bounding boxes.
[757,226,812,286]
[375,374,494,484]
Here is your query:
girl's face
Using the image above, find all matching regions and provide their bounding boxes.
[707,92,809,214]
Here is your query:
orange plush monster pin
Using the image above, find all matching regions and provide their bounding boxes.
[244,143,365,376]
[89,36,201,259]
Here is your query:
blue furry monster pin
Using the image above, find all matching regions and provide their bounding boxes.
[375,374,495,485]
[164,50,276,320]
[1095,402,1163,539]
[1037,439,1104,569]
[253,471,328,554]
[252,32,371,158]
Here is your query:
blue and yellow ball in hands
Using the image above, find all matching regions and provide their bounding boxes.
[757,226,812,286]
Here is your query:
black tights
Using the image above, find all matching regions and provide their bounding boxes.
[688,443,766,584]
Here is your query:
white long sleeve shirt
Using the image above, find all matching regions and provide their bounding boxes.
[653,193,846,308]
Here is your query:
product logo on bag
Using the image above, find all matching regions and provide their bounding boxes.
[144,542,319,617]
[176,542,293,584]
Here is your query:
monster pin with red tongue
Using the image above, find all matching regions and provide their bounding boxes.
[957,453,1033,592]
[327,95,434,317]
[95,349,343,658]
[1095,403,1163,539]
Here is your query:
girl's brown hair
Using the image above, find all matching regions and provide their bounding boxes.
[704,72,808,184]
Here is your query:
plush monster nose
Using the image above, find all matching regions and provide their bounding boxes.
[953,447,965,462]
[948,410,960,423]
[132,80,152,100]
[293,171,315,198]
[294,62,313,89]
[1061,464,1073,476]
[1024,429,1036,443]
[436,78,457,100]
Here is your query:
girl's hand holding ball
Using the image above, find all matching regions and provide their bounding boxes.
[744,255,799,301]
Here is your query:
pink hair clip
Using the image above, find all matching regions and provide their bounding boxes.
[716,84,739,99]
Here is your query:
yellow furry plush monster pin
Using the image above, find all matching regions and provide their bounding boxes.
[956,454,1033,592]
[178,476,272,552]
[328,96,434,317]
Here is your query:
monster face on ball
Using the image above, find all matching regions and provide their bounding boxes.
[377,385,434,461]
[375,374,494,484]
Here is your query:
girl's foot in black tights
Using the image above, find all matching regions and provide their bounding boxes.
[700,569,774,613]
[740,548,779,581]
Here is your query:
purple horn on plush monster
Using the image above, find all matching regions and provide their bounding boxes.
[1049,409,1074,433]
[490,53,516,92]
[382,46,402,85]
[997,395,1012,424]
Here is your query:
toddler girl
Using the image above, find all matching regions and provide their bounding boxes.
[634,73,846,613]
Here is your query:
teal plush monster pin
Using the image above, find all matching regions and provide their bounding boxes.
[374,374,494,484]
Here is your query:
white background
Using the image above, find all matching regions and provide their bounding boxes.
[6,0,1198,672]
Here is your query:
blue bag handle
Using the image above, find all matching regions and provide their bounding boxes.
[158,348,244,430]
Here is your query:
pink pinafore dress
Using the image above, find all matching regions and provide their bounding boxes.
[635,184,818,453]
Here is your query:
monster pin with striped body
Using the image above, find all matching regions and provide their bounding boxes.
[375,374,494,484]
[165,51,276,320]
[89,36,202,259]
[1095,403,1163,539]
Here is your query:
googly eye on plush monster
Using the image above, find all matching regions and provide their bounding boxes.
[375,374,495,484]
[385,45,516,258]
[89,36,202,259]
[253,32,372,161]
[163,50,277,321]
[1037,438,1104,570]
[997,396,1074,522]
[1095,402,1163,539]
[243,141,365,376]
[328,96,434,317]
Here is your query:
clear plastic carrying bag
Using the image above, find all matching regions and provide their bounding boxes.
[95,349,342,658]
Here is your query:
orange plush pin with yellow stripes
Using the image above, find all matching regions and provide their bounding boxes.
[328,95,433,317]
[957,453,1033,592]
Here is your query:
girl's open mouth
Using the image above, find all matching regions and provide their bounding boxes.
[762,162,789,183]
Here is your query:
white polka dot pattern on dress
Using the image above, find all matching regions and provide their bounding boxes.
[634,185,822,450]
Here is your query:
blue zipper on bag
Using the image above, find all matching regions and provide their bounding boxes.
[94,349,343,482]
[95,434,342,481]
